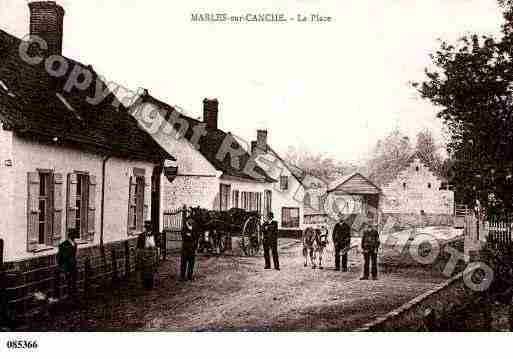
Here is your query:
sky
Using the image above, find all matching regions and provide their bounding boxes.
[0,0,505,164]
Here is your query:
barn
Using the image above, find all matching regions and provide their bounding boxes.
[326,172,382,225]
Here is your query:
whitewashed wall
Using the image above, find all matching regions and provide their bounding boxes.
[381,158,454,215]
[4,133,155,261]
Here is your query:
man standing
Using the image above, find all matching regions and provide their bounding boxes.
[181,216,199,281]
[262,212,280,270]
[361,223,380,280]
[57,228,79,301]
[332,216,351,271]
[137,220,157,289]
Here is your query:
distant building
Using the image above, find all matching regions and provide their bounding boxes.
[381,156,454,215]
[250,130,306,236]
[327,172,382,226]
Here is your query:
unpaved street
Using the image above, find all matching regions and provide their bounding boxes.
[26,240,448,331]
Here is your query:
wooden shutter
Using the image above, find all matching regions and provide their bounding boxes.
[52,173,64,245]
[87,175,97,241]
[143,176,151,223]
[67,173,78,233]
[27,172,40,252]
[128,176,136,232]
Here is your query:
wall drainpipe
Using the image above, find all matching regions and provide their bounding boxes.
[100,155,111,260]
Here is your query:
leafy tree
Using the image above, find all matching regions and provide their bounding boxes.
[414,5,513,216]
[415,129,444,177]
[366,129,413,186]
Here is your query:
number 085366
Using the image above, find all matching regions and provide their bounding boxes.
[6,340,38,349]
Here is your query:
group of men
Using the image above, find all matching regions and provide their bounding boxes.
[332,217,380,280]
[177,210,380,281]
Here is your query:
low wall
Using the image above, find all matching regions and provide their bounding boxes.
[357,267,489,331]
[1,236,147,323]
[382,213,454,229]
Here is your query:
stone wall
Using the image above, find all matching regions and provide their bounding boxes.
[381,213,455,230]
[356,271,489,331]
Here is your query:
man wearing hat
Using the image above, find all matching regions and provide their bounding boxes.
[360,223,380,280]
[332,214,352,271]
[137,220,157,289]
[57,228,79,301]
[180,215,199,281]
[262,212,280,270]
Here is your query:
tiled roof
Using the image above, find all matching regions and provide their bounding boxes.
[138,94,275,183]
[0,29,171,161]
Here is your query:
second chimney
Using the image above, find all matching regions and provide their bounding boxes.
[203,98,219,130]
[28,1,65,56]
[257,129,268,151]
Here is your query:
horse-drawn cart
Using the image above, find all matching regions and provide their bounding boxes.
[189,207,263,256]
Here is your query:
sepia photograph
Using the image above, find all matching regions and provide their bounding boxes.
[0,0,513,354]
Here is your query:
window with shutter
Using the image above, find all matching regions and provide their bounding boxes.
[264,190,272,217]
[27,170,59,251]
[67,173,78,234]
[128,168,146,234]
[219,184,231,211]
[67,172,91,242]
[52,173,64,245]
[143,176,151,223]
[128,176,137,232]
[27,172,40,252]
[232,190,239,209]
[87,175,96,241]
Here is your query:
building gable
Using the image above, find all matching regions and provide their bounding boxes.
[329,173,380,195]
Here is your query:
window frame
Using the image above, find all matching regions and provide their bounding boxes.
[281,207,300,228]
[37,170,54,246]
[280,175,289,191]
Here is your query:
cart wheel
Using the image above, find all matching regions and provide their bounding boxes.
[242,216,262,256]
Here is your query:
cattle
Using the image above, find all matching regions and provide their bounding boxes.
[302,226,328,269]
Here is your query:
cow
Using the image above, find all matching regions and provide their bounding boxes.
[302,226,329,269]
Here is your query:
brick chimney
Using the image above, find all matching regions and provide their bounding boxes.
[28,1,65,55]
[203,98,218,130]
[252,130,268,156]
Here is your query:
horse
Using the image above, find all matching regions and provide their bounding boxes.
[302,226,328,269]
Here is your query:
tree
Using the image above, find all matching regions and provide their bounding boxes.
[415,129,444,177]
[366,129,413,186]
[414,6,513,216]
[283,146,358,183]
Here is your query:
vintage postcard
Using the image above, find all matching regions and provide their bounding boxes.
[0,0,512,354]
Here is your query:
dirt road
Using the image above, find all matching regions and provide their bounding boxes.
[25,240,448,331]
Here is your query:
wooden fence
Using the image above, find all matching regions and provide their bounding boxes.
[486,218,513,254]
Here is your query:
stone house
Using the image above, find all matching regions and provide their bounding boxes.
[250,130,306,235]
[0,2,170,262]
[129,93,276,228]
[381,156,454,225]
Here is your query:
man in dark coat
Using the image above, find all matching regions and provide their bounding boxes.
[56,228,79,301]
[180,216,199,281]
[137,220,157,289]
[332,216,352,271]
[262,212,280,270]
[361,223,380,280]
